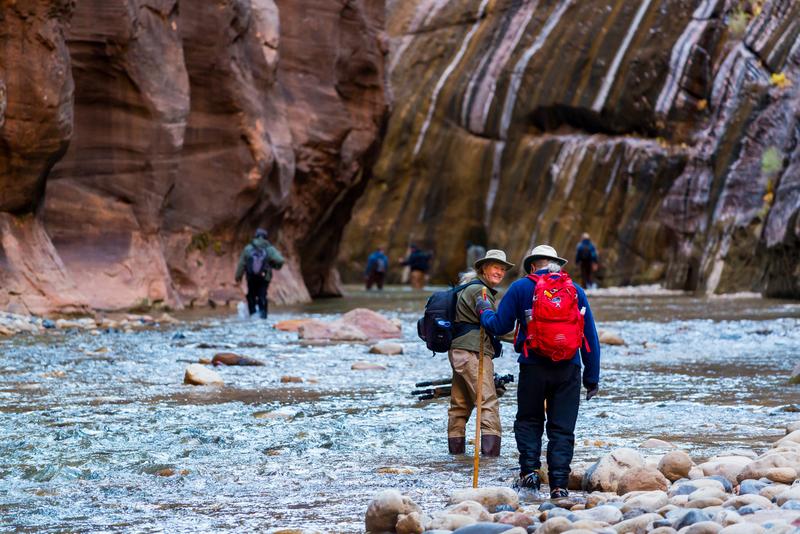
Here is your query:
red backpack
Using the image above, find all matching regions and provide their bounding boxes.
[524,272,587,361]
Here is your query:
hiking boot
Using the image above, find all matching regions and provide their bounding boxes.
[514,471,541,491]
[550,488,569,499]
[480,435,501,457]
[448,437,465,455]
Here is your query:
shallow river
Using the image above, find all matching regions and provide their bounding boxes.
[1,286,799,532]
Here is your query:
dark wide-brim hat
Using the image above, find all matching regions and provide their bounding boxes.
[522,244,568,273]
[474,249,515,271]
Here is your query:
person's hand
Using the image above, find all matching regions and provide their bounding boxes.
[584,382,598,401]
[475,296,492,315]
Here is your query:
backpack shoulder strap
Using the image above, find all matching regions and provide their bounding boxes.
[452,279,486,294]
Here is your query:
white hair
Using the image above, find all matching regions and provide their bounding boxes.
[532,259,562,273]
[459,269,479,284]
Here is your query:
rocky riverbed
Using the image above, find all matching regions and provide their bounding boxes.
[1,286,798,532]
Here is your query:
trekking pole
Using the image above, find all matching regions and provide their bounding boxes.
[473,287,487,488]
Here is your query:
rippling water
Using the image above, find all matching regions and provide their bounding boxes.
[1,286,799,532]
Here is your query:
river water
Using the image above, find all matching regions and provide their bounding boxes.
[1,286,799,532]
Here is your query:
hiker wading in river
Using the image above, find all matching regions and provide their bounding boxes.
[448,249,513,457]
[234,229,285,319]
[477,245,600,498]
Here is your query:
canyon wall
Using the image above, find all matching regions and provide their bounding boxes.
[0,0,386,314]
[341,0,800,297]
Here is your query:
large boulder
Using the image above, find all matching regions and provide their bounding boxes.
[699,456,752,485]
[616,467,670,494]
[737,449,800,482]
[298,309,401,342]
[659,450,694,481]
[365,490,421,533]
[340,309,402,340]
[585,448,646,493]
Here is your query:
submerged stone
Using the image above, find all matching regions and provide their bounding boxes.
[183,364,223,385]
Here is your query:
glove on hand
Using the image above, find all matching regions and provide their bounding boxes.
[584,382,599,401]
[475,296,492,315]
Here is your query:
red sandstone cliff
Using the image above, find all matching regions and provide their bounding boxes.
[0,0,387,314]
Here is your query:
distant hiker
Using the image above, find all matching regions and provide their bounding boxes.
[400,244,432,290]
[575,233,599,289]
[234,229,285,319]
[365,248,389,290]
[476,244,600,499]
[465,242,486,272]
[447,249,514,457]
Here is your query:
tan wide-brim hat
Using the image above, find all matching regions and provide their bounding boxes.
[522,244,568,273]
[474,249,515,271]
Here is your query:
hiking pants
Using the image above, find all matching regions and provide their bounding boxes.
[365,271,385,290]
[246,275,269,318]
[409,270,426,290]
[447,349,501,438]
[580,260,593,288]
[515,360,580,489]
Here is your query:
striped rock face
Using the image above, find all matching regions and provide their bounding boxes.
[342,0,800,297]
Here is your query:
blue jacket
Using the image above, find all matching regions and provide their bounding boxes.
[366,251,388,275]
[479,269,600,386]
[576,239,598,263]
[402,250,432,272]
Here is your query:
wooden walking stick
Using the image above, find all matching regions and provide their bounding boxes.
[473,287,488,488]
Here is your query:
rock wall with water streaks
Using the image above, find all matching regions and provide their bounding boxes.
[0,0,387,314]
[341,0,800,297]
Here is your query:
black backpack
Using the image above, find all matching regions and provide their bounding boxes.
[417,280,484,353]
[246,247,270,278]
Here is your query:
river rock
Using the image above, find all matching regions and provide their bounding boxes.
[688,487,728,503]
[673,509,713,530]
[719,525,765,534]
[569,461,591,490]
[396,511,428,534]
[759,483,790,501]
[183,364,223,385]
[774,485,800,506]
[365,490,421,533]
[598,331,626,346]
[737,449,800,482]
[641,438,677,449]
[351,361,386,371]
[677,521,722,533]
[449,487,518,512]
[617,467,670,494]
[369,341,404,355]
[775,429,800,447]
[621,490,669,512]
[699,456,751,485]
[659,451,694,481]
[378,466,418,475]
[787,421,800,434]
[535,516,572,534]
[739,479,768,495]
[445,501,492,522]
[713,509,744,527]
[299,320,368,342]
[341,308,402,340]
[649,528,678,534]
[611,512,662,533]
[722,494,774,510]
[280,376,303,383]
[765,467,797,484]
[451,523,516,533]
[585,448,646,493]
[274,319,315,332]
[427,513,475,531]
[212,353,265,366]
[497,512,535,528]
[573,504,622,524]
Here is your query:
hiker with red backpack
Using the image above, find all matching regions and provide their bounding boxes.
[234,229,285,319]
[476,244,600,499]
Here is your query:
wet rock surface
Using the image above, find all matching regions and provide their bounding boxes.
[341,0,800,299]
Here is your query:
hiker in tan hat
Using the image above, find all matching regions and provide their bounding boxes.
[447,249,514,457]
[475,244,601,498]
